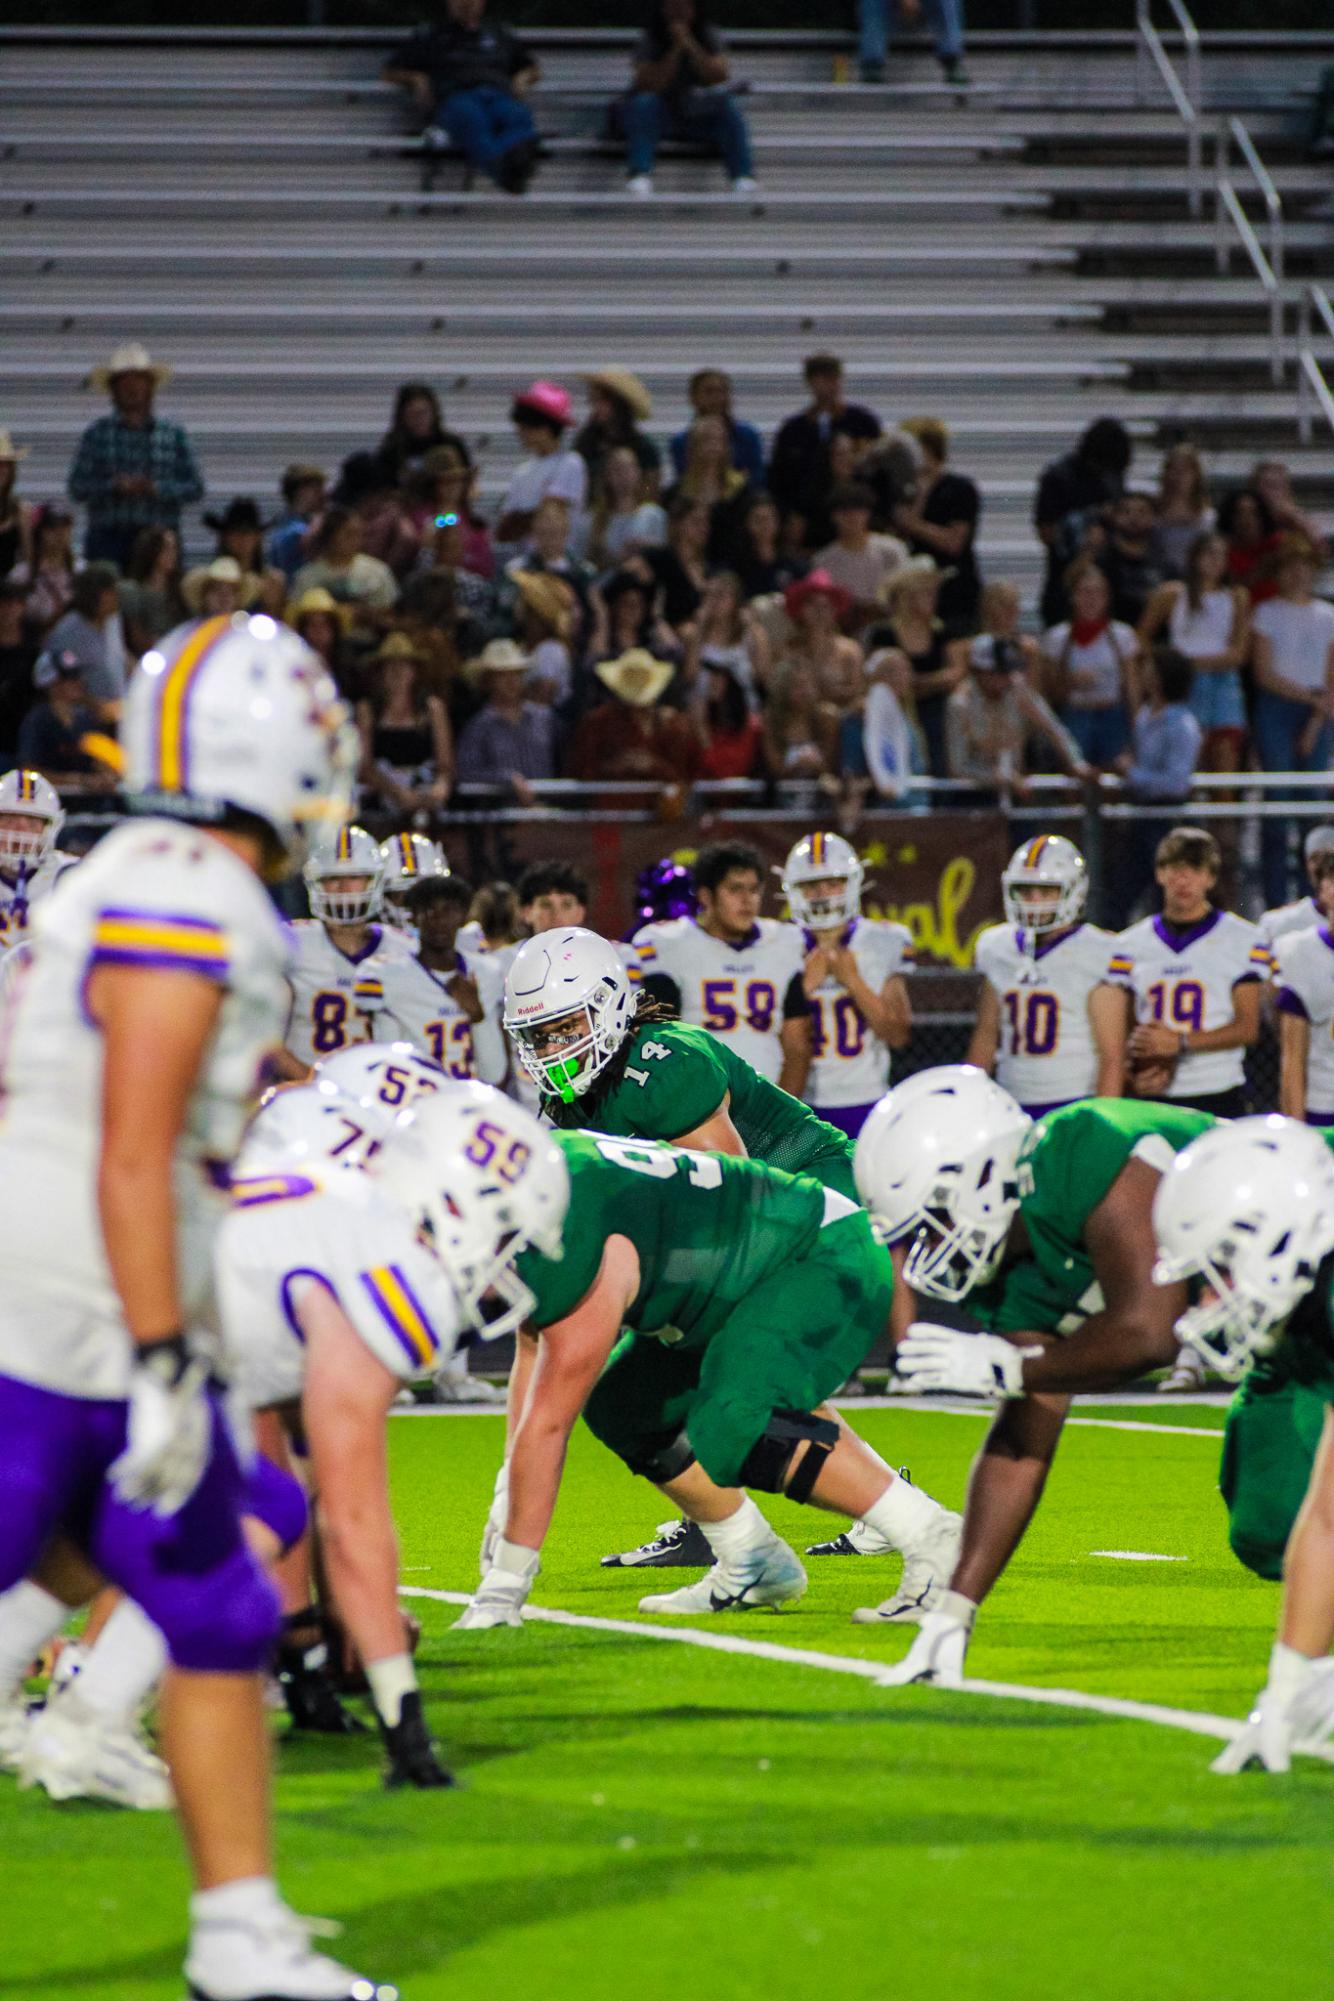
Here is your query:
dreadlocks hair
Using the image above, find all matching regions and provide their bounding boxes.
[545,991,678,1128]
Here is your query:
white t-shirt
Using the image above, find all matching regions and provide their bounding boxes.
[1105,908,1271,1098]
[1042,620,1138,710]
[974,920,1117,1113]
[1252,596,1334,696]
[1272,923,1334,1121]
[501,450,588,522]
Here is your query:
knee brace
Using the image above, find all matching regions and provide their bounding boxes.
[623,1432,697,1484]
[738,1410,839,1504]
[243,1453,308,1556]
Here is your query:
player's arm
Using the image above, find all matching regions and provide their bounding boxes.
[274,976,311,1080]
[965,980,1000,1074]
[831,942,910,1049]
[778,969,813,1097]
[444,970,485,1025]
[1088,980,1128,1097]
[1278,1008,1310,1121]
[671,1090,747,1158]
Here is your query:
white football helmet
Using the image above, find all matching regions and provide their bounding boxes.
[782,830,863,932]
[1001,834,1087,944]
[373,1081,570,1339]
[0,768,64,876]
[303,823,385,925]
[854,1065,1033,1301]
[504,926,634,1104]
[1152,1116,1334,1380]
[379,831,450,924]
[313,1041,445,1135]
[239,1080,375,1176]
[123,614,356,873]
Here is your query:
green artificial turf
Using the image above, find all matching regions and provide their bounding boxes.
[6,1406,1331,2001]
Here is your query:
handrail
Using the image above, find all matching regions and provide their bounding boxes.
[1215,114,1286,384]
[1297,284,1334,443]
[1134,0,1203,218]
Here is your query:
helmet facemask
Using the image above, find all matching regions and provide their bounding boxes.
[900,1149,1024,1303]
[511,983,627,1104]
[1167,1218,1320,1382]
[0,810,55,877]
[307,868,381,926]
[790,873,860,931]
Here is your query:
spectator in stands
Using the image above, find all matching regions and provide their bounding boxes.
[857,0,969,87]
[17,650,107,788]
[455,639,556,802]
[666,416,751,566]
[1034,415,1132,625]
[768,355,881,548]
[371,382,459,487]
[669,369,765,485]
[8,502,76,639]
[266,462,326,581]
[1106,649,1204,927]
[288,587,345,680]
[779,571,862,712]
[1152,442,1214,579]
[956,578,1043,685]
[510,572,577,705]
[46,563,125,714]
[893,416,982,633]
[574,370,660,485]
[291,506,398,623]
[0,581,37,759]
[687,570,771,707]
[1253,536,1334,908]
[844,642,927,805]
[814,482,906,633]
[383,0,541,195]
[1042,559,1140,766]
[695,655,766,780]
[67,343,204,569]
[763,659,839,792]
[1089,487,1165,627]
[589,569,679,694]
[413,442,494,578]
[868,555,961,779]
[1218,485,1282,605]
[568,648,701,787]
[643,495,709,632]
[199,496,287,613]
[946,640,1088,793]
[330,453,422,581]
[118,527,183,657]
[580,445,667,569]
[495,382,587,552]
[1251,458,1327,558]
[622,0,757,199]
[409,515,495,657]
[0,432,31,582]
[182,555,250,621]
[356,630,453,819]
[1138,530,1249,774]
[732,491,804,600]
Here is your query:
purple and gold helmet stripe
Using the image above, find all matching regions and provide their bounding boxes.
[232,1173,319,1209]
[335,824,354,863]
[399,831,417,874]
[155,616,229,792]
[16,770,37,803]
[1023,835,1050,870]
[810,831,826,867]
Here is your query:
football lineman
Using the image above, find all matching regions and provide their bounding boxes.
[0,766,76,954]
[280,821,412,1074]
[782,831,913,1140]
[633,840,810,1091]
[378,829,450,937]
[1153,1117,1334,1771]
[502,925,960,1605]
[0,613,394,2000]
[854,1067,1212,1680]
[968,834,1125,1113]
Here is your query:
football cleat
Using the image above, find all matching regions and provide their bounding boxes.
[1158,1347,1207,1393]
[0,1690,33,1772]
[850,1508,963,1624]
[277,1615,369,1735]
[638,1540,807,1615]
[806,1522,896,1558]
[601,1517,713,1569]
[18,1693,172,1810]
[429,1359,505,1405]
[186,1899,398,2001]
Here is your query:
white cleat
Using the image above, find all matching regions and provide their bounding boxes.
[1158,1347,1207,1393]
[626,173,654,199]
[0,1691,32,1772]
[851,1508,963,1624]
[806,1518,897,1557]
[186,1901,398,2001]
[430,1361,505,1404]
[638,1539,807,1615]
[18,1694,172,1810]
[731,175,760,196]
[876,1606,971,1687]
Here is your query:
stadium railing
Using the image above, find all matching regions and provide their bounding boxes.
[1297,283,1334,444]
[1134,0,1203,216]
[1214,113,1286,385]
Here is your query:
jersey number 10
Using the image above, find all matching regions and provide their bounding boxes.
[1003,989,1059,1056]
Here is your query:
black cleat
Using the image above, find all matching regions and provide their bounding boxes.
[600,1517,713,1569]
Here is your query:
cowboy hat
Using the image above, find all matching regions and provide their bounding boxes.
[288,586,343,625]
[594,648,675,708]
[0,430,29,463]
[783,569,852,624]
[511,569,577,636]
[511,380,573,429]
[181,555,256,613]
[204,496,272,535]
[373,630,423,665]
[879,554,955,603]
[464,638,531,683]
[582,368,653,423]
[88,342,172,390]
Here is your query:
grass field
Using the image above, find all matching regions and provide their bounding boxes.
[7,1402,1332,2001]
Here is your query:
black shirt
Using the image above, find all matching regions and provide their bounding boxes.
[391,18,535,98]
[1034,450,1124,624]
[16,699,99,775]
[912,470,981,632]
[0,638,37,760]
[766,404,882,525]
[634,20,727,106]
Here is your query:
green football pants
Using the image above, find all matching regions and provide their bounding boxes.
[1219,1366,1331,1580]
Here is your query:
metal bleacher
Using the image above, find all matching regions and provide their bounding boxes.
[2,24,1332,598]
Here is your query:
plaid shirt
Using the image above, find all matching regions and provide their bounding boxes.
[67,412,205,532]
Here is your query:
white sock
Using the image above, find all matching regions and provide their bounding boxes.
[71,1598,168,1723]
[0,1581,70,1695]
[699,1497,773,1565]
[858,1474,943,1551]
[190,1875,283,1929]
[366,1651,416,1729]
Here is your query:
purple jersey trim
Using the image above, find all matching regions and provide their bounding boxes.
[1021,1098,1078,1117]
[88,943,231,981]
[279,1268,339,1344]
[98,906,225,933]
[1151,908,1223,953]
[1276,986,1310,1019]
[808,1101,875,1140]
[1016,922,1083,962]
[1306,1111,1334,1127]
[690,916,763,952]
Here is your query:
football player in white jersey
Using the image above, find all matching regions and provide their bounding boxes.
[633,840,810,1090]
[378,829,450,940]
[1259,823,1334,950]
[1272,842,1334,1126]
[0,613,394,2000]
[380,871,500,1081]
[968,834,1125,1115]
[0,766,77,954]
[782,830,912,1139]
[280,822,412,1075]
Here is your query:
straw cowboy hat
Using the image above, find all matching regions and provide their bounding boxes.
[594,648,675,708]
[0,430,29,463]
[582,368,653,423]
[878,554,955,604]
[181,555,256,613]
[88,342,172,391]
[373,630,424,666]
[288,586,345,628]
[464,638,531,683]
[511,569,577,637]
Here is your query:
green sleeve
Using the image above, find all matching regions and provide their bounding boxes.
[619,1024,730,1140]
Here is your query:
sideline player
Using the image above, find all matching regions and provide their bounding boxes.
[378,829,451,937]
[968,834,1125,1112]
[782,830,912,1140]
[279,822,411,1075]
[1271,845,1334,1126]
[854,1067,1211,1673]
[1152,1116,1334,1771]
[0,614,393,2000]
[379,871,491,1079]
[1258,822,1334,949]
[0,767,77,954]
[633,840,810,1093]
[502,927,959,1604]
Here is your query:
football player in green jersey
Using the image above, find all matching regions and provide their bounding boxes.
[853,1066,1213,1678]
[447,1131,953,1629]
[1153,1116,1334,1771]
[500,925,959,1615]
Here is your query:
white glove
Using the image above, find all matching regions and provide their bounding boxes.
[479,1460,510,1578]
[455,1538,539,1631]
[110,1334,213,1517]
[877,1592,976,1688]
[1212,1642,1320,1774]
[896,1323,1037,1400]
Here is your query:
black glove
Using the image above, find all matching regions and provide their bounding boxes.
[277,1608,369,1735]
[380,1690,456,1790]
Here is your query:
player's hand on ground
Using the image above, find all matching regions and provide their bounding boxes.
[456,1539,540,1630]
[877,1599,974,1688]
[1212,1643,1320,1774]
[896,1324,1035,1400]
[380,1691,456,1790]
[110,1333,213,1516]
[479,1460,509,1578]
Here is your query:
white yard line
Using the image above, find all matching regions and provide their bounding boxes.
[401,1586,1334,1764]
[391,1403,1225,1439]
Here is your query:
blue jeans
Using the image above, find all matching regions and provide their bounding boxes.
[1066,704,1130,766]
[439,85,535,182]
[858,0,965,64]
[1253,689,1333,909]
[623,89,754,181]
